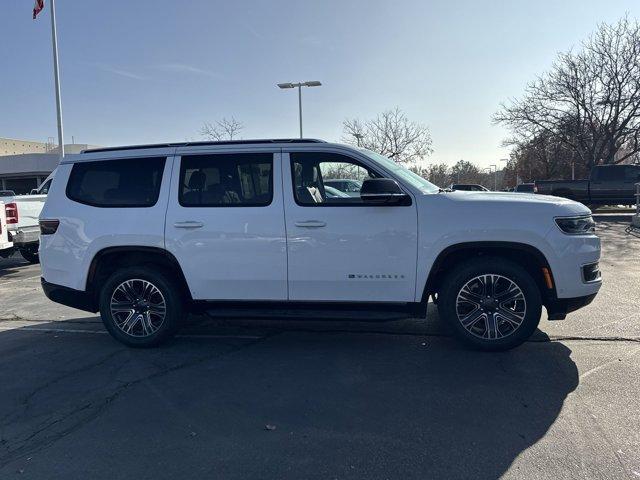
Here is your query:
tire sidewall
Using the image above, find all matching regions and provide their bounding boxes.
[99,266,182,347]
[439,257,542,351]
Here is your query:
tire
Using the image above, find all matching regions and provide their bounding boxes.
[438,257,542,351]
[99,266,183,347]
[20,248,40,264]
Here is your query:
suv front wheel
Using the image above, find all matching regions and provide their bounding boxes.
[438,257,542,351]
[99,266,183,347]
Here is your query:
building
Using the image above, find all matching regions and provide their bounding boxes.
[0,137,101,194]
[0,137,52,156]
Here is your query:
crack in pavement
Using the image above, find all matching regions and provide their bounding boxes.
[0,332,277,469]
[0,318,639,344]
[0,349,127,428]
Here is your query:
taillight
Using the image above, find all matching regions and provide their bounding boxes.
[39,219,60,235]
[5,203,18,224]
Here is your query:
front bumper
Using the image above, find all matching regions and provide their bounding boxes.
[544,228,602,299]
[545,293,597,320]
[41,278,98,313]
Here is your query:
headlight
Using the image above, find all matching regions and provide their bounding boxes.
[555,215,595,235]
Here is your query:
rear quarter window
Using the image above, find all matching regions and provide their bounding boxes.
[66,157,166,207]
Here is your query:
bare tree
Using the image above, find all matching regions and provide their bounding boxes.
[450,160,482,184]
[424,163,452,187]
[342,108,433,164]
[495,15,640,171]
[200,117,244,141]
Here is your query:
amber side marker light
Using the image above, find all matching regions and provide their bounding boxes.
[541,267,554,289]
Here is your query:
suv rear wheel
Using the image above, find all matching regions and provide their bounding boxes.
[99,266,183,347]
[438,257,542,351]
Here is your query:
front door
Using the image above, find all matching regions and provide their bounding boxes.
[282,150,418,302]
[165,149,287,300]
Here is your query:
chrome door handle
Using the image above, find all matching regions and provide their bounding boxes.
[294,220,326,228]
[174,221,204,228]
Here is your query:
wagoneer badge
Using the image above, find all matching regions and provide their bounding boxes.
[348,274,405,279]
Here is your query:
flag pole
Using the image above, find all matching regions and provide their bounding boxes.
[49,0,64,159]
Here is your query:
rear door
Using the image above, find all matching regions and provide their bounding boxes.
[165,148,287,300]
[590,166,626,203]
[623,165,640,203]
[282,148,418,303]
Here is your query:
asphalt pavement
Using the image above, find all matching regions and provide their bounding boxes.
[0,221,638,479]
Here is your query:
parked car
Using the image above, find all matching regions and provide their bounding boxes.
[0,172,54,263]
[0,201,14,258]
[450,184,489,192]
[514,183,536,193]
[40,139,601,351]
[324,185,350,198]
[535,164,640,206]
[324,179,363,196]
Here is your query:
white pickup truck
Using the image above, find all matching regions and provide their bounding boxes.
[0,174,53,263]
[0,200,13,257]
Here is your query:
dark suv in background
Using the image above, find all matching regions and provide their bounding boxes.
[535,164,640,206]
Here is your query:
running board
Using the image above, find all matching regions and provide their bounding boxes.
[193,301,421,322]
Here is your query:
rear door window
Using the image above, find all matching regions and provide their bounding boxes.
[595,167,623,181]
[179,153,273,207]
[66,157,166,207]
[624,166,640,182]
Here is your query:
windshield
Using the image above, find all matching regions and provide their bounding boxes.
[359,149,440,194]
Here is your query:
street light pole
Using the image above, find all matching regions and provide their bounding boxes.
[499,158,509,189]
[49,0,64,159]
[490,164,497,191]
[277,81,322,139]
[298,85,303,138]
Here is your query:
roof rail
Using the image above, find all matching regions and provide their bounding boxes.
[82,138,326,154]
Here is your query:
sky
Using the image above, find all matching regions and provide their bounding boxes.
[1,0,639,167]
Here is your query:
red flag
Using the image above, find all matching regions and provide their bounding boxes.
[33,0,44,19]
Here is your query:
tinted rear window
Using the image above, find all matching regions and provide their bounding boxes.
[66,157,166,207]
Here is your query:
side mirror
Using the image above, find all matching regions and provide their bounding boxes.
[360,178,411,205]
[30,189,38,195]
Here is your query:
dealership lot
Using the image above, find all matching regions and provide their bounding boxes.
[0,221,638,479]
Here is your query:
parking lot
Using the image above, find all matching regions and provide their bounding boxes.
[0,220,638,479]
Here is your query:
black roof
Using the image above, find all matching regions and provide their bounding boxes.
[82,138,326,154]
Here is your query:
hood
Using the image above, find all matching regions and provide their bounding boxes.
[445,190,591,216]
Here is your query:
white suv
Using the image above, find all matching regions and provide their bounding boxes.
[39,139,602,350]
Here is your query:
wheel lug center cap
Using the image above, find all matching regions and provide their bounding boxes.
[481,297,498,311]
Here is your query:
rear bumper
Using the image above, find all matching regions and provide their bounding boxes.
[545,293,597,320]
[9,226,40,246]
[41,278,98,313]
